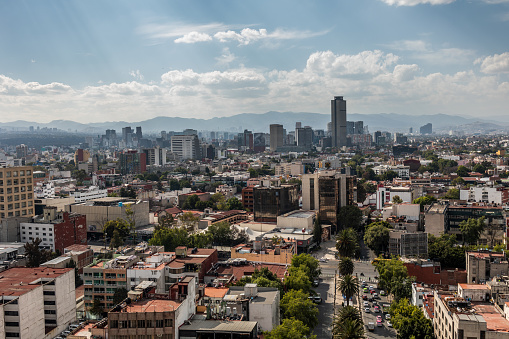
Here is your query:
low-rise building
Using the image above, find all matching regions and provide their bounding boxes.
[466,251,508,284]
[231,241,296,265]
[388,230,428,258]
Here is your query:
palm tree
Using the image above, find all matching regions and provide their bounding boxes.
[338,257,355,276]
[335,305,361,323]
[333,318,365,339]
[338,274,359,306]
[336,228,359,258]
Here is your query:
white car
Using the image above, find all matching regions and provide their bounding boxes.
[387,321,393,327]
[385,314,391,320]
[363,301,369,307]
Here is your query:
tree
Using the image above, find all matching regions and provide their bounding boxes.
[89,298,104,317]
[103,218,130,241]
[264,318,316,339]
[337,205,363,232]
[182,194,200,209]
[374,257,414,301]
[112,287,128,306]
[456,165,470,177]
[333,318,365,339]
[390,298,434,339]
[24,238,54,267]
[413,195,437,211]
[428,234,466,268]
[149,226,191,251]
[444,188,460,199]
[280,290,319,329]
[451,177,466,186]
[169,179,180,191]
[460,217,485,245]
[380,170,398,181]
[338,274,359,306]
[179,212,200,231]
[392,195,403,204]
[338,257,354,276]
[313,216,322,245]
[206,221,248,246]
[364,221,391,255]
[285,267,312,293]
[110,229,124,249]
[291,253,321,281]
[336,228,359,258]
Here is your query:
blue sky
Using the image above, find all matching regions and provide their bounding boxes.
[1,0,509,123]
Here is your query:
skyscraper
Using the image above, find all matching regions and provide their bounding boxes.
[331,96,347,147]
[270,124,284,152]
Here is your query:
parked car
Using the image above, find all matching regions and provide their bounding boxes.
[364,301,369,307]
[313,279,320,287]
[362,295,368,300]
[365,307,371,313]
[387,321,392,327]
[385,314,391,320]
[368,322,375,331]
[376,316,383,327]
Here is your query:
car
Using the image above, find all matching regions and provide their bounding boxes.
[373,293,379,299]
[368,297,374,302]
[374,306,380,313]
[313,279,320,287]
[363,287,369,293]
[372,300,378,306]
[308,294,322,303]
[319,258,328,262]
[385,314,391,320]
[387,321,393,327]
[363,301,369,307]
[362,295,368,300]
[368,322,375,331]
[365,307,371,313]
[369,285,374,290]
[380,290,386,296]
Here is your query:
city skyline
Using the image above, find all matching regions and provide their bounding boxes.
[1,0,509,123]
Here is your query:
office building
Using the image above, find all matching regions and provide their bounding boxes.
[119,150,146,175]
[269,124,284,152]
[0,166,35,220]
[420,123,432,135]
[74,149,90,164]
[253,184,299,222]
[296,126,313,150]
[142,147,167,166]
[170,135,200,160]
[0,267,76,339]
[135,126,143,140]
[331,96,347,147]
[15,144,28,159]
[238,129,254,151]
[253,133,266,152]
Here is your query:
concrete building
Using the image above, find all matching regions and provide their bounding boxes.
[296,126,313,150]
[0,166,35,220]
[388,231,428,257]
[164,247,218,285]
[460,186,509,205]
[274,162,305,177]
[376,186,416,210]
[83,255,137,313]
[108,276,196,339]
[118,150,146,175]
[74,149,90,165]
[142,147,167,166]
[253,184,299,222]
[331,96,347,148]
[466,251,508,284]
[0,267,76,339]
[20,207,87,253]
[70,186,108,203]
[277,210,316,230]
[231,242,296,265]
[0,216,31,242]
[170,135,200,160]
[269,124,284,152]
[373,165,410,179]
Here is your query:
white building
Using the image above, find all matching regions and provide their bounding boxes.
[20,222,55,250]
[71,186,108,203]
[143,147,168,166]
[376,186,416,210]
[127,252,173,293]
[0,267,76,339]
[460,186,507,205]
[171,135,200,160]
[373,165,410,179]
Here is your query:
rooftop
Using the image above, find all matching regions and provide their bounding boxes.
[0,267,73,297]
[115,299,181,313]
[179,319,257,333]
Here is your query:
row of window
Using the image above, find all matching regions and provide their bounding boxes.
[0,194,33,203]
[109,335,172,339]
[0,208,33,218]
[0,202,33,211]
[0,178,33,186]
[0,187,33,194]
[110,319,173,329]
[0,169,32,178]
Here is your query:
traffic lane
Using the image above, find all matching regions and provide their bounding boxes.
[313,276,334,338]
[360,292,396,338]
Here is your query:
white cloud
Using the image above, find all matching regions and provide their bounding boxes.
[216,47,236,66]
[129,70,144,81]
[386,40,430,52]
[214,28,268,45]
[174,32,212,44]
[380,0,455,5]
[475,52,509,73]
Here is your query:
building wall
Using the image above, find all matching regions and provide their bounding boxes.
[19,287,46,339]
[248,290,280,332]
[47,269,77,338]
[0,217,30,242]
[231,248,295,265]
[174,277,197,339]
[0,166,35,220]
[20,222,55,250]
[54,213,87,253]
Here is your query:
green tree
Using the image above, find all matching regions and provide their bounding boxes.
[445,188,460,199]
[89,298,104,317]
[374,257,414,301]
[182,194,200,209]
[285,267,312,294]
[291,253,321,281]
[460,217,485,245]
[337,205,363,232]
[338,274,359,306]
[112,287,128,306]
[364,221,391,255]
[392,195,403,204]
[226,197,243,210]
[313,216,322,245]
[280,290,319,329]
[169,179,180,191]
[149,227,190,251]
[413,195,438,211]
[110,228,124,249]
[264,318,316,339]
[24,238,54,267]
[390,298,434,339]
[456,165,470,177]
[451,177,466,186]
[380,170,398,181]
[338,257,354,276]
[333,317,365,339]
[179,212,200,231]
[206,221,248,246]
[336,228,359,258]
[428,234,466,268]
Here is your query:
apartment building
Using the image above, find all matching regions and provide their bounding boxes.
[460,186,509,205]
[252,184,299,222]
[0,166,35,220]
[0,267,76,339]
[388,230,428,258]
[466,251,508,284]
[170,135,200,160]
[83,255,137,313]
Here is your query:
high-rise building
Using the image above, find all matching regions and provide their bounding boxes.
[16,144,28,159]
[74,149,90,164]
[171,135,200,160]
[331,96,347,147]
[253,133,266,152]
[296,126,313,150]
[0,166,35,220]
[119,150,147,175]
[237,129,254,151]
[269,124,284,152]
[135,126,143,140]
[142,147,167,166]
[420,123,432,135]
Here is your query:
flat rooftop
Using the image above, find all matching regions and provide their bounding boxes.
[179,319,257,333]
[0,267,73,297]
[116,299,181,313]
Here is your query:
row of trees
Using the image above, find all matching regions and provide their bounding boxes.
[182,193,243,211]
[263,254,321,338]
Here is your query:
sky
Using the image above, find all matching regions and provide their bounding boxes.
[1,0,509,123]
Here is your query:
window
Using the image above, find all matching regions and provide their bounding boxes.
[119,320,128,328]
[137,320,145,328]
[156,319,164,328]
[146,320,153,328]
[4,311,18,316]
[164,319,173,327]
[44,310,56,314]
[45,319,56,324]
[110,320,118,328]
[130,320,137,328]
[5,333,20,337]
[44,300,56,305]
[5,322,19,327]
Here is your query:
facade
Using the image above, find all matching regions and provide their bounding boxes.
[466,251,508,284]
[170,135,200,160]
[20,207,87,252]
[269,124,284,152]
[253,184,299,222]
[331,96,347,148]
[388,231,428,257]
[460,186,509,205]
[119,151,146,175]
[0,267,76,339]
[301,171,355,215]
[274,162,305,177]
[296,126,313,150]
[373,165,410,179]
[74,149,90,164]
[231,242,296,265]
[376,186,416,210]
[70,187,108,203]
[142,147,168,166]
[0,166,35,220]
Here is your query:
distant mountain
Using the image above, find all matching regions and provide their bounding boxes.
[1,112,507,134]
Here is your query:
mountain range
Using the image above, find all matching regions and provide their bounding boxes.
[1,112,508,135]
